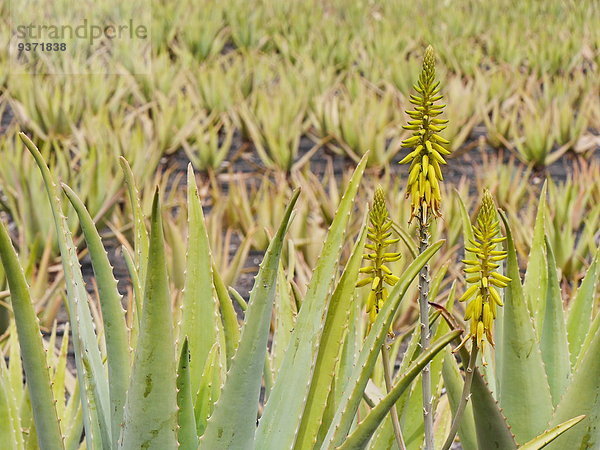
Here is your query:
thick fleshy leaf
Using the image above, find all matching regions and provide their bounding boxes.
[200,189,299,449]
[0,220,63,449]
[523,183,548,335]
[119,157,149,287]
[546,292,600,449]
[469,363,517,450]
[567,249,599,367]
[120,191,178,449]
[62,183,130,447]
[177,338,199,449]
[21,132,110,447]
[540,237,570,406]
[294,220,367,450]
[321,240,445,449]
[255,155,368,449]
[212,265,240,369]
[498,210,553,444]
[442,350,478,450]
[181,165,218,396]
[520,416,585,450]
[337,330,461,449]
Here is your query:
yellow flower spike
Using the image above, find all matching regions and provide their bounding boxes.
[400,46,450,222]
[459,190,511,350]
[357,187,402,335]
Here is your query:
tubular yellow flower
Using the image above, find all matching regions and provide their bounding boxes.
[456,190,509,358]
[400,45,450,223]
[357,187,401,333]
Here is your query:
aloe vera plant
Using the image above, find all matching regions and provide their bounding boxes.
[0,135,461,449]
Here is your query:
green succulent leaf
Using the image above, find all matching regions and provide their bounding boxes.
[177,338,199,449]
[523,183,548,335]
[442,349,478,450]
[21,132,111,448]
[498,210,553,444]
[256,154,368,449]
[62,183,130,447]
[338,330,461,449]
[0,220,64,450]
[200,189,300,449]
[567,249,599,367]
[120,191,178,449]
[520,415,585,450]
[540,236,570,406]
[321,240,445,449]
[294,217,368,450]
[181,165,218,396]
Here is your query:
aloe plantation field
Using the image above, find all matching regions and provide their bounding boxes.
[0,0,599,449]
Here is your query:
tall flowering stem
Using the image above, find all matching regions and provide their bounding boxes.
[400,45,449,450]
[442,190,509,450]
[357,187,404,449]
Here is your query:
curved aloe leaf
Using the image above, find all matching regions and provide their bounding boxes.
[321,240,445,449]
[520,415,585,450]
[255,154,368,450]
[338,330,461,450]
[442,350,478,450]
[21,132,111,448]
[498,210,553,443]
[0,221,63,450]
[120,191,178,449]
[200,189,300,449]
[523,182,547,334]
[294,219,368,450]
[469,364,517,450]
[567,249,599,367]
[119,157,149,288]
[181,165,218,396]
[540,237,570,406]
[62,183,130,447]
[546,284,600,449]
[212,264,240,368]
[177,338,199,449]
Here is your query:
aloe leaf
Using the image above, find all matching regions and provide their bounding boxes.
[181,165,218,396]
[442,350,478,450]
[0,221,62,450]
[546,293,600,449]
[567,249,599,367]
[523,183,548,334]
[321,240,445,449]
[119,156,149,282]
[200,189,300,449]
[177,338,199,449]
[337,330,461,449]
[194,343,221,436]
[469,363,517,450]
[270,263,295,376]
[122,245,142,331]
[540,237,571,406]
[255,154,368,450]
[120,191,178,449]
[520,415,585,450]
[0,349,24,449]
[20,132,110,448]
[498,210,553,443]
[294,220,368,450]
[0,364,20,450]
[62,183,130,446]
[212,265,240,368]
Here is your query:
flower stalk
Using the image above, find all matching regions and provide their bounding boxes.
[400,45,449,450]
